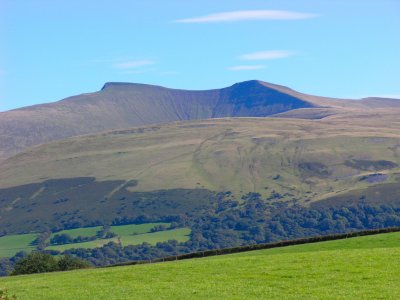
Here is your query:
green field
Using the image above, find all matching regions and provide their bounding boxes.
[48,226,102,239]
[118,228,190,246]
[0,234,38,258]
[1,232,399,299]
[0,223,190,257]
[48,223,170,240]
[109,223,170,236]
[46,228,191,251]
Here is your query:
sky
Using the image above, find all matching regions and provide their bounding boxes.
[1,0,400,111]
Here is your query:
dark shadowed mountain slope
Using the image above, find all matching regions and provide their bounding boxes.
[0,80,398,161]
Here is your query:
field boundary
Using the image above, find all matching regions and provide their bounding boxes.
[104,226,400,268]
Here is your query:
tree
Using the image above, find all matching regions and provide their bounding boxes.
[11,252,58,275]
[49,233,73,245]
[57,255,91,271]
[11,253,91,275]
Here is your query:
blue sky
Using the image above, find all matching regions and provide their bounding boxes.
[1,0,400,111]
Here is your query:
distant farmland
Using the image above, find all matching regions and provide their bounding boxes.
[0,223,191,258]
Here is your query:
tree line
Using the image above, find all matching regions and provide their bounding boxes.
[2,192,400,275]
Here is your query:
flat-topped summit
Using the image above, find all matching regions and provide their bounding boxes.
[101,82,167,91]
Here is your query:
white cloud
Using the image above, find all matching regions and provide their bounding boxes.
[113,60,156,69]
[240,50,293,60]
[228,65,266,71]
[174,10,317,23]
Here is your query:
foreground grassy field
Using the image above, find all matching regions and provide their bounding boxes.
[1,232,399,299]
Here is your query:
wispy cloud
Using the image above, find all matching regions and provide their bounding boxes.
[240,50,294,60]
[228,65,265,71]
[113,60,156,69]
[174,10,317,23]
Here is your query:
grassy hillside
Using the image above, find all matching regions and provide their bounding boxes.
[1,232,399,299]
[1,113,400,233]
[2,115,400,196]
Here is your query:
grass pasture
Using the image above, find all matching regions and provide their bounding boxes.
[110,223,170,236]
[1,232,399,299]
[48,226,102,240]
[45,238,115,252]
[0,234,38,258]
[46,223,190,252]
[118,227,191,247]
[46,227,191,252]
[0,223,190,257]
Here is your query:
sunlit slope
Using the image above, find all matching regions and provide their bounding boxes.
[1,112,400,201]
[1,232,399,299]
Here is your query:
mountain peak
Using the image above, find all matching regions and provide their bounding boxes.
[101,82,163,91]
[102,80,268,92]
[101,82,138,90]
[230,79,264,87]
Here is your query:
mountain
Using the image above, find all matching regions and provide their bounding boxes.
[2,80,398,162]
[1,80,400,241]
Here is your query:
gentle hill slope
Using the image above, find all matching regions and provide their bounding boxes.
[1,80,398,162]
[1,112,400,233]
[1,231,399,299]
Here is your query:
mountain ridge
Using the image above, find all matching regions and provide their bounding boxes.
[1,80,399,162]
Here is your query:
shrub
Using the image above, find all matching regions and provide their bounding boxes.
[49,233,73,245]
[11,253,91,275]
[11,252,58,275]
[58,255,91,271]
